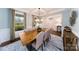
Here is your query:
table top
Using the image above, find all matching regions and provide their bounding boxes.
[20,30,38,45]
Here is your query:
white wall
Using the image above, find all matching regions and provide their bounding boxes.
[40,14,62,31]
[26,13,33,29]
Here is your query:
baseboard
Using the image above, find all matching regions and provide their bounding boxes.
[0,37,20,47]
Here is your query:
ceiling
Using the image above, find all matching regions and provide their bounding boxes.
[14,8,65,17]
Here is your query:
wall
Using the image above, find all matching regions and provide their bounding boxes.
[62,8,71,37]
[0,8,12,44]
[26,13,33,29]
[0,9,10,28]
[62,8,71,29]
[40,13,62,31]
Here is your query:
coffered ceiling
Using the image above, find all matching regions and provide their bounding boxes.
[14,8,65,17]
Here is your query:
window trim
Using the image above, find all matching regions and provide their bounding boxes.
[14,10,26,31]
[10,9,26,39]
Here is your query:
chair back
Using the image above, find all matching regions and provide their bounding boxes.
[44,31,51,41]
[32,32,45,50]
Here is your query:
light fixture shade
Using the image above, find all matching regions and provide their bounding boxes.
[41,19,43,22]
[35,19,40,22]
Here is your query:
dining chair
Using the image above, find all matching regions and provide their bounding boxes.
[43,30,51,47]
[32,32,45,51]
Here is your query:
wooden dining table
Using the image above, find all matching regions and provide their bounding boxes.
[20,28,46,46]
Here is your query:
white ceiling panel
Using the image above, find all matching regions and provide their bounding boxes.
[14,8,65,16]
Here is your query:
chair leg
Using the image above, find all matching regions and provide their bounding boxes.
[44,38,49,47]
[41,44,43,51]
[26,44,37,51]
[26,44,32,51]
[43,41,45,47]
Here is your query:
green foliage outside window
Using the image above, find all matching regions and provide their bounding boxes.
[15,23,24,31]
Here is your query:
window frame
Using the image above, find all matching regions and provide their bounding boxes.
[14,10,26,31]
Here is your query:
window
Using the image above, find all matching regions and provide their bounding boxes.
[14,11,26,31]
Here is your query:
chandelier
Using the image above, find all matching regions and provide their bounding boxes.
[38,8,41,20]
[35,8,43,24]
[34,8,43,27]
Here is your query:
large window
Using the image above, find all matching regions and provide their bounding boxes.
[15,11,26,31]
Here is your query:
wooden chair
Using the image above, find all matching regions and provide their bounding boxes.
[63,26,78,51]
